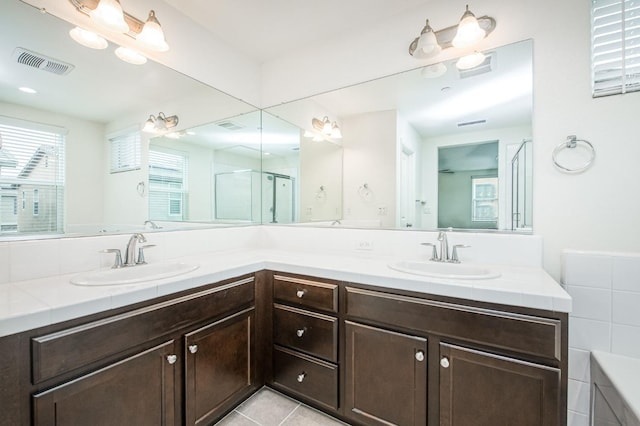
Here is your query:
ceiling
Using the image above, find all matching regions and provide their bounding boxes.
[163,0,427,63]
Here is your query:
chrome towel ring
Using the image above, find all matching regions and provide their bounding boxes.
[552,135,595,173]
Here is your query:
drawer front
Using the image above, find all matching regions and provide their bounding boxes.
[32,276,255,384]
[273,304,338,362]
[273,346,338,411]
[273,274,338,313]
[345,286,562,362]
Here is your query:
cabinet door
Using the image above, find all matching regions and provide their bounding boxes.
[33,340,176,426]
[439,343,561,426]
[345,321,427,426]
[184,308,255,426]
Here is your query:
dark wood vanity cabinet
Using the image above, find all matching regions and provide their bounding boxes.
[269,273,340,411]
[0,273,263,426]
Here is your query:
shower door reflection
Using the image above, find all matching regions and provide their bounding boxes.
[263,173,295,224]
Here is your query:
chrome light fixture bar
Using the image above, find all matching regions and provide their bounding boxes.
[408,5,495,58]
[68,0,170,52]
[142,112,179,134]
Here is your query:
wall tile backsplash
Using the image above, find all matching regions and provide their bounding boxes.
[563,250,640,426]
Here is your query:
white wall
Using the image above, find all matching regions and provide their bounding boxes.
[259,0,640,280]
[0,102,105,230]
[342,110,397,228]
[299,137,342,222]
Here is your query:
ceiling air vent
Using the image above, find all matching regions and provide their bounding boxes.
[12,48,75,76]
[458,52,494,79]
[216,121,245,131]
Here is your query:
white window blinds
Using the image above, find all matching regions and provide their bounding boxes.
[0,116,65,234]
[592,0,640,96]
[148,149,188,221]
[110,131,141,173]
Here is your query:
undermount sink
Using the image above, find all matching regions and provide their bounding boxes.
[388,260,501,280]
[71,262,199,286]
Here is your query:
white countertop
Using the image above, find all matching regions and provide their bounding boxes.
[591,350,640,423]
[0,248,571,337]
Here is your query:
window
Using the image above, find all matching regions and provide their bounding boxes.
[148,149,188,221]
[592,0,640,96]
[0,116,65,235]
[110,131,141,173]
[471,176,498,222]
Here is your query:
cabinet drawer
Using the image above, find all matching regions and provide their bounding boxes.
[32,277,255,384]
[345,286,562,362]
[274,304,338,362]
[273,274,338,313]
[273,346,338,411]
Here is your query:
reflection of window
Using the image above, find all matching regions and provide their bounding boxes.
[472,176,498,222]
[148,149,188,221]
[0,117,66,235]
[110,131,141,173]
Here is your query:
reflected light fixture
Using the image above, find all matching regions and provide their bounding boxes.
[413,20,441,59]
[421,62,447,78]
[136,10,170,52]
[311,116,342,139]
[142,112,179,134]
[69,27,108,49]
[456,51,486,70]
[90,0,129,33]
[409,5,495,58]
[452,5,486,48]
[115,46,147,65]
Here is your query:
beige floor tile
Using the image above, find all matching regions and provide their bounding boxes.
[281,405,347,426]
[215,411,261,426]
[235,388,300,426]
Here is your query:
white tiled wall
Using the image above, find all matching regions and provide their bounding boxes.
[563,250,640,426]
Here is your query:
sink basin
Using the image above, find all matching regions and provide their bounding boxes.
[71,262,199,286]
[388,261,501,280]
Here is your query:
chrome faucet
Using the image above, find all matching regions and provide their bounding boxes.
[144,220,162,229]
[124,233,146,266]
[437,231,449,262]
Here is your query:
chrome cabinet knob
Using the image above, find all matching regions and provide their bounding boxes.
[440,357,450,368]
[167,354,177,365]
[297,372,306,383]
[296,289,306,298]
[415,350,425,362]
[188,344,198,354]
[296,328,305,338]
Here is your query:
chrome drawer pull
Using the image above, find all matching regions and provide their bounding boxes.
[167,354,177,365]
[440,357,450,368]
[415,350,425,362]
[188,344,198,354]
[296,289,306,298]
[296,328,305,338]
[297,372,306,383]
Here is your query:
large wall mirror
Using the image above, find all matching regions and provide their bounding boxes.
[264,39,533,232]
[0,0,260,239]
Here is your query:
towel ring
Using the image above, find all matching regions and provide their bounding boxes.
[552,135,595,173]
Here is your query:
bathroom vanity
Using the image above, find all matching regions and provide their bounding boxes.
[0,244,570,426]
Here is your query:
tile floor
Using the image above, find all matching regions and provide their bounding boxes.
[215,387,347,426]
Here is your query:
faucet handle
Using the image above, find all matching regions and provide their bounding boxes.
[100,249,123,269]
[450,244,471,263]
[420,243,438,261]
[137,244,156,265]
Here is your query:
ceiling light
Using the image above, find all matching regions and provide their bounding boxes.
[142,112,179,134]
[452,5,486,48]
[136,10,169,52]
[115,46,147,65]
[69,27,108,49]
[90,0,129,33]
[421,62,447,78]
[18,87,37,94]
[456,51,486,70]
[413,20,441,59]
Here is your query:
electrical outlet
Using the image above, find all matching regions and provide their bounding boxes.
[356,241,374,251]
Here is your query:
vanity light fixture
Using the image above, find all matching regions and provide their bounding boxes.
[408,5,495,58]
[456,51,486,70]
[421,62,448,78]
[142,112,179,134]
[311,116,342,139]
[68,0,170,53]
[451,5,486,48]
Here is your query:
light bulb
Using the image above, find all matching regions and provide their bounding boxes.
[137,10,169,52]
[90,0,129,33]
[452,5,486,48]
[69,27,108,49]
